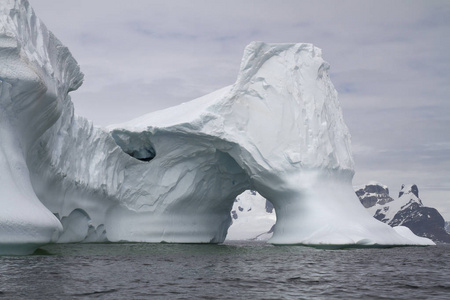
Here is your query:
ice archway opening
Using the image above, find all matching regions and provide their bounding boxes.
[227,190,277,241]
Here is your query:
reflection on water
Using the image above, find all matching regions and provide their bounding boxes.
[1,242,449,299]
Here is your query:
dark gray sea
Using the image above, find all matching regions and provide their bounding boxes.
[0,241,449,299]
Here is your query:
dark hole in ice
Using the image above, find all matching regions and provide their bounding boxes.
[111,130,156,162]
[123,148,156,162]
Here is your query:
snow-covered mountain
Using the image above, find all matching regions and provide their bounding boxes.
[445,222,450,234]
[356,183,450,243]
[0,0,433,254]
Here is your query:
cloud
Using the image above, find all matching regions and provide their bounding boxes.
[72,77,208,126]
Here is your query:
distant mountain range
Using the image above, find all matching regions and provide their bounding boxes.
[355,183,450,243]
[228,183,450,243]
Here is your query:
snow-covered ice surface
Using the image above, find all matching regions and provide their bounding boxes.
[392,226,435,245]
[0,0,433,254]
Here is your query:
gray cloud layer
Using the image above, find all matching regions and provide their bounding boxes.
[31,0,450,219]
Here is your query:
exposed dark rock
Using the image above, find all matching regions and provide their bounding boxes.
[399,184,419,199]
[355,183,394,208]
[265,200,274,213]
[390,205,450,243]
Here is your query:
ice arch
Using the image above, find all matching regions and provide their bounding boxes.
[0,0,433,254]
[105,41,408,245]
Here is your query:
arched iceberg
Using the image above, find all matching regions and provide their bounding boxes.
[0,0,433,255]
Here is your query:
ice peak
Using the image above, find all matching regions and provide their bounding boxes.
[234,42,326,94]
[223,41,354,173]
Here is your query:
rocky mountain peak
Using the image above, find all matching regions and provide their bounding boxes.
[355,182,393,208]
[358,182,450,243]
[399,184,419,199]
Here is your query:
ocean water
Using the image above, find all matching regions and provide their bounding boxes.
[0,242,449,299]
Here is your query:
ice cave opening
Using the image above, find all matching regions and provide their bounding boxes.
[111,130,156,162]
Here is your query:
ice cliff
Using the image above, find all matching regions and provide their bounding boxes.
[0,0,80,254]
[0,0,433,255]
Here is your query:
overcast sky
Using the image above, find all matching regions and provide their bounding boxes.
[30,0,450,219]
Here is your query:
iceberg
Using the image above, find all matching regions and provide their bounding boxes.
[0,0,433,254]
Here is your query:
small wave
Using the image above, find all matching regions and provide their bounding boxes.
[72,288,118,297]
